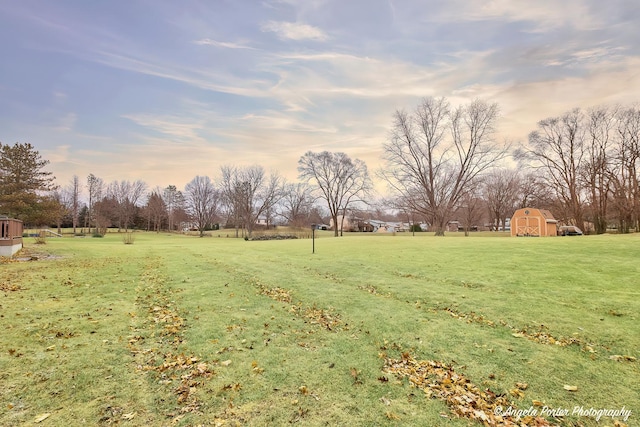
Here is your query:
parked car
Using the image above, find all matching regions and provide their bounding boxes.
[558,225,583,236]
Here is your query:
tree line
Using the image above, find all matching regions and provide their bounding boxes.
[1,98,639,236]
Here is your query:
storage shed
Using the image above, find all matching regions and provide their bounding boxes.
[510,208,557,237]
[0,217,23,256]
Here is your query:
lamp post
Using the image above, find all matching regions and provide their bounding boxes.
[311,223,316,254]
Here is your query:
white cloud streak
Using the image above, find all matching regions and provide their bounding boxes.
[261,20,328,41]
[193,38,256,49]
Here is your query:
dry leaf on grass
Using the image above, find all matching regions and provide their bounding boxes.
[609,355,636,362]
[385,411,400,420]
[563,385,578,391]
[384,354,556,426]
[34,413,51,423]
[122,412,136,420]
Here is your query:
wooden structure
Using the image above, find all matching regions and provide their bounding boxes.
[0,217,23,256]
[510,208,557,237]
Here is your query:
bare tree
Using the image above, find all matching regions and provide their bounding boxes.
[298,151,371,237]
[517,108,587,231]
[582,106,616,234]
[51,189,70,234]
[145,189,167,232]
[381,97,505,236]
[609,106,640,232]
[185,175,219,237]
[219,165,283,238]
[87,174,105,234]
[107,180,148,231]
[65,175,81,234]
[278,182,314,227]
[482,168,520,231]
[456,185,486,236]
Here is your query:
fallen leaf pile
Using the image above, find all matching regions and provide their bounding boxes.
[383,352,557,426]
[0,281,21,292]
[296,304,343,331]
[0,271,22,291]
[256,283,292,303]
[150,304,186,338]
[510,325,582,348]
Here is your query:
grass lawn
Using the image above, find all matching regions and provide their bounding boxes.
[1,231,638,426]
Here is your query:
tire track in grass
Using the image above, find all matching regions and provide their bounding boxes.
[356,280,635,362]
[145,250,350,424]
[127,258,216,425]
[254,280,345,332]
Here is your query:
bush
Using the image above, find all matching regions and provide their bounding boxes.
[34,232,46,245]
[122,232,135,245]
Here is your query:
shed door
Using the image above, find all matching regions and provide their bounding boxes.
[515,216,540,236]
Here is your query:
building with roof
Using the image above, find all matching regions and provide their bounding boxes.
[0,217,23,256]
[510,208,558,237]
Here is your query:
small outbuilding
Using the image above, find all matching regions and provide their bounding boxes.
[510,208,557,237]
[0,217,23,256]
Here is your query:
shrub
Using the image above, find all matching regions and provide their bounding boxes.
[410,224,423,232]
[34,232,46,245]
[122,232,135,245]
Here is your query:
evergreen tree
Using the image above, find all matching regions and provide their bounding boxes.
[0,142,58,224]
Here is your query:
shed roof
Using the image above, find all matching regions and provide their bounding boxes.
[512,208,558,223]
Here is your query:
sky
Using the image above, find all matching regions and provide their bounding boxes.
[1,0,639,195]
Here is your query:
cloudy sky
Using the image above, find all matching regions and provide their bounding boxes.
[1,0,639,193]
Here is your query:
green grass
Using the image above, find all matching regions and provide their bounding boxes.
[1,232,638,426]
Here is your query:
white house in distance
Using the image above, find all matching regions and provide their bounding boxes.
[330,215,428,233]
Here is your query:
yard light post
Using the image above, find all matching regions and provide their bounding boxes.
[311,223,316,254]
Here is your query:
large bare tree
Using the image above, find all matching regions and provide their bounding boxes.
[482,168,520,231]
[145,188,167,232]
[185,175,219,237]
[381,97,505,235]
[279,182,314,227]
[86,174,105,234]
[582,106,616,234]
[65,175,81,234]
[609,106,640,232]
[107,179,148,232]
[298,151,371,237]
[219,165,283,238]
[517,108,586,231]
